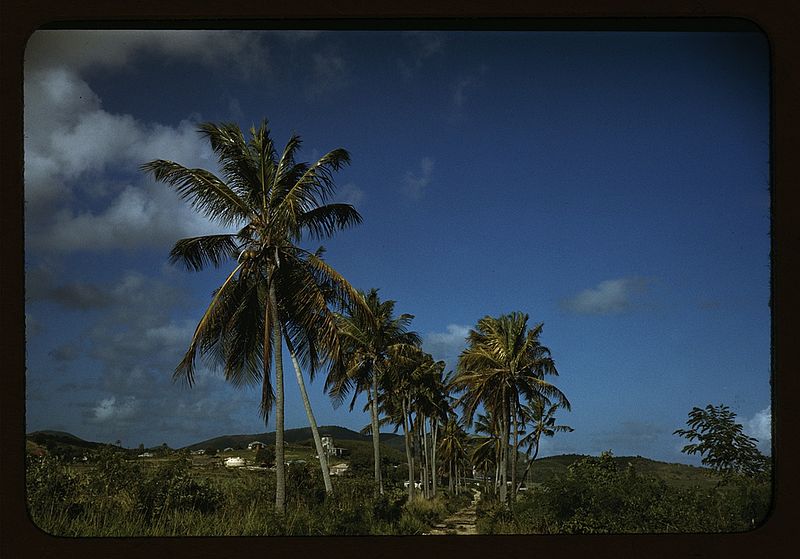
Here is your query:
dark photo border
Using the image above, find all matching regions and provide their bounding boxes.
[2,1,797,558]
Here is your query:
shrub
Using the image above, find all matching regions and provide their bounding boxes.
[135,460,222,522]
[26,455,83,522]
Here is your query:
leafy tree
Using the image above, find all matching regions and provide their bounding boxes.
[143,120,364,512]
[674,404,768,478]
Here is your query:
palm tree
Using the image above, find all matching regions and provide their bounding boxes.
[142,120,364,512]
[516,398,573,493]
[439,416,469,495]
[452,312,568,506]
[326,288,420,494]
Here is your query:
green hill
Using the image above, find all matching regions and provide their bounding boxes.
[521,453,715,489]
[184,425,405,452]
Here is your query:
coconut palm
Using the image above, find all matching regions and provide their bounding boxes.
[326,288,420,494]
[439,416,469,494]
[452,312,568,506]
[141,120,363,512]
[516,398,573,493]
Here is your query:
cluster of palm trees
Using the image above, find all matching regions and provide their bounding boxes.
[142,119,572,513]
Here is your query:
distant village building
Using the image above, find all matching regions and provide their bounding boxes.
[320,435,348,458]
[224,457,246,468]
[223,447,234,452]
[192,449,206,455]
[330,463,349,476]
[248,441,267,450]
[137,452,154,458]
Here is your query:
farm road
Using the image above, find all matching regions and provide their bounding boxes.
[424,489,481,535]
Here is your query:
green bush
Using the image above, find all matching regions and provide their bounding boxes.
[26,455,83,522]
[135,460,223,521]
[483,451,773,534]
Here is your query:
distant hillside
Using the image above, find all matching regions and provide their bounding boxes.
[524,453,715,489]
[27,430,106,451]
[184,425,405,451]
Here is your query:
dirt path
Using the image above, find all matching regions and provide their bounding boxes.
[424,489,481,535]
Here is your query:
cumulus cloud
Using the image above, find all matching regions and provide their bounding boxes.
[561,277,650,315]
[24,33,235,253]
[403,157,435,200]
[423,324,470,363]
[746,406,771,452]
[89,396,140,424]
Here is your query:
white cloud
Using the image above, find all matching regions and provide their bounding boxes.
[403,157,435,200]
[746,406,771,452]
[24,62,226,252]
[336,182,365,207]
[561,277,649,315]
[91,396,139,424]
[423,324,470,363]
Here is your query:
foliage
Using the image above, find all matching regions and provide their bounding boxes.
[476,451,772,534]
[26,455,82,521]
[674,404,768,478]
[136,460,223,521]
[26,454,486,535]
[255,445,275,467]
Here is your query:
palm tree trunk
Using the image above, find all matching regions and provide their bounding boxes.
[499,404,508,506]
[421,413,430,498]
[269,284,286,514]
[516,440,540,494]
[370,372,383,495]
[430,418,437,498]
[511,404,519,503]
[402,398,414,500]
[284,338,333,494]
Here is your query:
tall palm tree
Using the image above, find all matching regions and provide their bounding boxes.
[516,398,573,493]
[142,120,363,512]
[326,288,420,494]
[452,312,568,506]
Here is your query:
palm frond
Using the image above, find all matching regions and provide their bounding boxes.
[141,160,253,226]
[169,234,241,271]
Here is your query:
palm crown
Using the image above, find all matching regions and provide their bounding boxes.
[142,121,362,418]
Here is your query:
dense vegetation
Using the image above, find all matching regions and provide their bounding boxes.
[26,447,470,536]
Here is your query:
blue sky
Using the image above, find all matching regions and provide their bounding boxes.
[24,29,771,464]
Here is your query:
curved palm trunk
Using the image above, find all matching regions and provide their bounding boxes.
[269,285,286,514]
[285,339,333,494]
[499,403,509,506]
[421,413,430,498]
[402,398,415,500]
[511,405,519,504]
[516,439,540,494]
[370,373,383,495]
[430,417,437,498]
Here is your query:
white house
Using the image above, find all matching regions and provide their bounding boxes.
[248,441,267,450]
[320,435,347,457]
[330,463,350,476]
[224,457,246,468]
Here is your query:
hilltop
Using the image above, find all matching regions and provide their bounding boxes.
[182,425,406,452]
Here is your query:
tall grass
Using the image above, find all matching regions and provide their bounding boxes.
[26,452,466,536]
